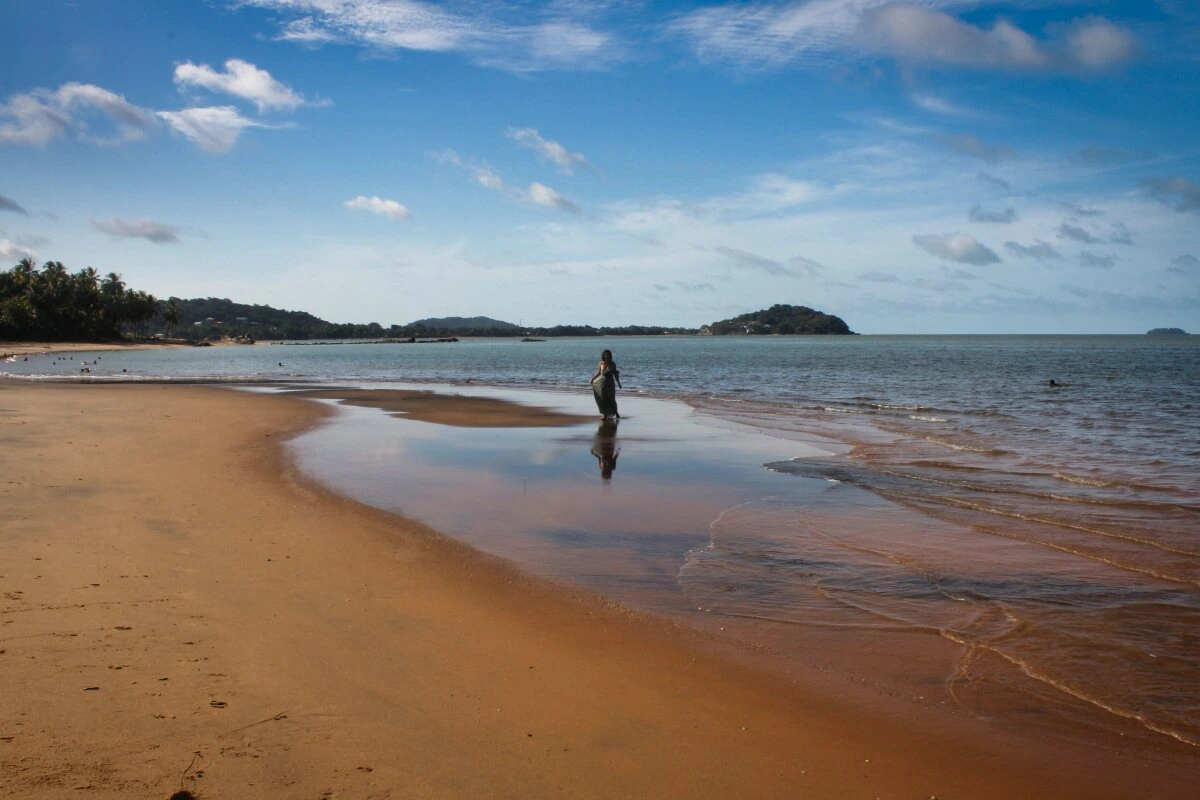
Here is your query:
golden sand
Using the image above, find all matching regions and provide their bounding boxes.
[1,383,1193,798]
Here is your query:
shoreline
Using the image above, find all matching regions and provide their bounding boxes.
[1,383,1195,798]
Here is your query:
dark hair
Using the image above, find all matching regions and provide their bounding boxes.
[601,349,613,362]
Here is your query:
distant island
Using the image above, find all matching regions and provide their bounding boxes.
[1146,328,1189,336]
[2,258,853,343]
[702,304,854,335]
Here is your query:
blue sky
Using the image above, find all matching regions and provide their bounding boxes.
[1,0,1197,333]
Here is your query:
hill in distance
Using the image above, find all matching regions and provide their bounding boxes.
[705,304,855,335]
[409,316,519,331]
[164,297,852,340]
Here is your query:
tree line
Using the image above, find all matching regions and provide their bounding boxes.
[0,258,176,341]
[2,259,854,343]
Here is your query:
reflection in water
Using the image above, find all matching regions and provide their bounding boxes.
[590,418,620,480]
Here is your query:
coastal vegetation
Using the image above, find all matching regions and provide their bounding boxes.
[702,304,855,335]
[0,258,164,341]
[3,259,853,342]
[1146,327,1189,335]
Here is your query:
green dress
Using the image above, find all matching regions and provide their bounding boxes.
[592,364,619,417]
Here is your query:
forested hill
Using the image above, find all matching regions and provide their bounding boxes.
[410,316,519,331]
[705,304,855,335]
[174,297,389,340]
[3,260,854,342]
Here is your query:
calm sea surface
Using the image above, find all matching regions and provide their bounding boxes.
[5,335,1199,751]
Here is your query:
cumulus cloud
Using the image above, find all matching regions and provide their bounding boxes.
[1058,223,1101,244]
[434,149,579,213]
[92,216,181,244]
[156,106,270,153]
[0,237,37,261]
[0,193,28,215]
[0,82,157,147]
[969,204,1016,223]
[433,148,504,190]
[344,195,411,221]
[174,59,310,112]
[1079,251,1115,269]
[858,6,1136,72]
[913,232,1000,265]
[1062,17,1139,70]
[1140,176,1200,213]
[667,0,1127,75]
[1005,240,1063,261]
[526,182,580,214]
[238,0,622,72]
[506,127,592,174]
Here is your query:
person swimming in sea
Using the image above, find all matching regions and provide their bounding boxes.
[590,349,622,419]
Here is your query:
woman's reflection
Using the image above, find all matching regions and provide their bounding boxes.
[590,418,620,480]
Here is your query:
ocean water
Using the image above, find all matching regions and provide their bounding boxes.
[5,334,1199,750]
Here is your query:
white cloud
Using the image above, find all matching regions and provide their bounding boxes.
[174,59,309,112]
[667,0,873,70]
[668,2,1136,74]
[913,232,1000,265]
[92,217,182,244]
[911,93,972,117]
[156,106,270,153]
[1062,17,1138,71]
[526,182,580,214]
[239,0,623,72]
[506,127,592,174]
[858,6,1136,72]
[0,82,157,147]
[434,148,579,213]
[345,195,411,221]
[432,148,505,190]
[0,237,37,261]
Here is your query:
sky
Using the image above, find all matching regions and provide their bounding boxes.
[1,1,1197,334]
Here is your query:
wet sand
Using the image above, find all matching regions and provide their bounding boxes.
[1,382,1195,799]
[0,341,189,358]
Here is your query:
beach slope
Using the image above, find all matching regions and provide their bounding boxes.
[0,384,1189,799]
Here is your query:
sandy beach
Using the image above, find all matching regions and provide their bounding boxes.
[1,382,1194,799]
[0,341,192,358]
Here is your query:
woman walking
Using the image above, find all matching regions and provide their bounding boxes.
[590,349,622,419]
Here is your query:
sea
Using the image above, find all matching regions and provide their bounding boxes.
[5,334,1199,755]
